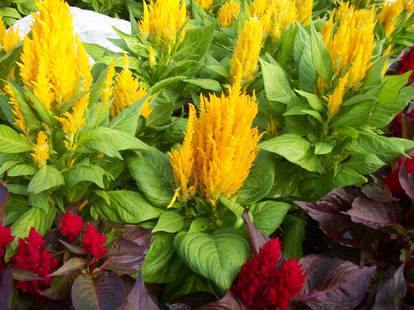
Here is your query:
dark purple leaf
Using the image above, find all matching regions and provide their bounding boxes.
[60,239,85,255]
[196,290,247,310]
[12,268,42,281]
[0,268,12,310]
[119,225,153,246]
[0,172,9,223]
[296,255,376,310]
[400,160,414,201]
[120,272,159,310]
[48,258,88,277]
[40,272,80,300]
[163,292,216,310]
[71,271,125,310]
[242,209,270,255]
[373,264,406,310]
[345,197,402,229]
[295,188,378,248]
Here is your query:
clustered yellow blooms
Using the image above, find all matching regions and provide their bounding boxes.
[139,0,187,52]
[327,72,349,116]
[169,77,262,203]
[102,60,116,108]
[230,18,264,83]
[218,1,240,28]
[110,54,152,119]
[321,3,376,115]
[249,0,312,40]
[194,0,213,10]
[377,0,404,37]
[31,131,50,167]
[0,18,21,53]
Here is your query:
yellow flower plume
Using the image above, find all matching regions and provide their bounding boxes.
[230,18,264,83]
[139,0,187,52]
[377,0,404,37]
[322,2,376,88]
[32,131,50,167]
[295,0,313,25]
[169,82,262,202]
[327,72,349,116]
[218,1,240,28]
[194,0,213,10]
[4,84,26,132]
[111,54,152,119]
[18,0,92,111]
[2,26,21,53]
[102,60,116,108]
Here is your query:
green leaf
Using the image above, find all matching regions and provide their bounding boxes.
[183,79,221,92]
[282,215,306,259]
[95,190,162,224]
[260,134,323,172]
[188,218,209,233]
[260,58,292,104]
[25,90,54,126]
[250,201,290,236]
[28,191,49,211]
[174,228,249,290]
[333,167,367,188]
[28,165,64,194]
[153,211,184,233]
[0,125,32,153]
[295,89,324,112]
[309,24,332,82]
[314,142,334,155]
[126,149,175,207]
[7,164,37,177]
[113,27,147,57]
[0,44,22,88]
[298,46,316,92]
[179,23,215,62]
[342,153,385,175]
[346,132,414,162]
[142,233,186,283]
[237,151,275,204]
[67,164,106,189]
[219,196,244,229]
[378,72,411,104]
[110,96,147,135]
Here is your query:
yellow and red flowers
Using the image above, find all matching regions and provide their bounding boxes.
[232,238,305,310]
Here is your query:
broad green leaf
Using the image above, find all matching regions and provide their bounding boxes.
[183,78,221,92]
[298,46,316,92]
[179,23,215,62]
[250,201,290,236]
[110,96,147,135]
[67,164,106,188]
[126,149,175,207]
[282,215,306,259]
[295,89,324,112]
[113,27,147,57]
[153,211,184,233]
[293,22,311,63]
[346,132,414,162]
[95,190,162,224]
[219,196,244,228]
[28,165,64,194]
[309,24,332,82]
[28,191,49,211]
[188,218,209,233]
[260,58,292,103]
[333,167,367,188]
[142,233,186,283]
[342,154,385,175]
[267,162,299,199]
[0,125,32,153]
[378,72,411,104]
[174,228,249,290]
[237,151,275,204]
[260,134,323,172]
[314,142,334,155]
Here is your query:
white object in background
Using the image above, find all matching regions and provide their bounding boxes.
[13,6,131,57]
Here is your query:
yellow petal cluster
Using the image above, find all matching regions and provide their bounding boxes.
[327,72,349,116]
[248,0,312,40]
[139,0,187,52]
[322,2,376,88]
[102,60,116,108]
[2,26,21,53]
[4,84,26,132]
[194,0,213,10]
[31,131,50,167]
[111,54,152,119]
[218,1,240,28]
[377,0,404,37]
[229,18,264,83]
[169,82,262,202]
[18,0,92,111]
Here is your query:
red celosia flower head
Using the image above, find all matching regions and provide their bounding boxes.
[398,46,414,84]
[60,212,83,242]
[82,222,106,259]
[12,227,58,294]
[232,237,305,310]
[0,223,13,257]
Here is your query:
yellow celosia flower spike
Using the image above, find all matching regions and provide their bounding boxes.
[230,18,264,83]
[327,72,349,116]
[3,26,21,53]
[295,0,313,25]
[169,81,262,202]
[218,1,240,28]
[322,2,376,89]
[377,0,404,37]
[18,0,92,111]
[111,53,152,119]
[194,0,213,10]
[139,0,188,52]
[32,131,50,167]
[101,60,116,108]
[4,84,26,132]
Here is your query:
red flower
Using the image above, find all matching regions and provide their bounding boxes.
[383,156,414,195]
[398,46,414,84]
[12,227,58,294]
[232,238,305,310]
[0,223,14,269]
[82,222,106,259]
[60,212,83,242]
